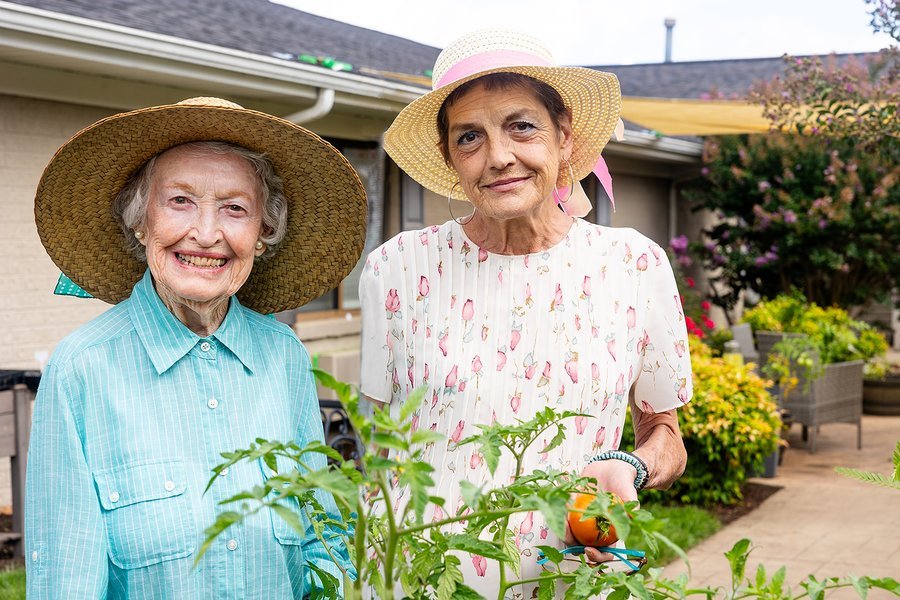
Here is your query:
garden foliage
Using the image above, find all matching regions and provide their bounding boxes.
[621,337,781,507]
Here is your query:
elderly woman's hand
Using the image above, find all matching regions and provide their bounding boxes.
[563,459,639,562]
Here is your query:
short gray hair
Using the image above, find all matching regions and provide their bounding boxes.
[112,141,288,260]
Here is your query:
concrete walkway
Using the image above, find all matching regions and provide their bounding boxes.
[664,414,900,598]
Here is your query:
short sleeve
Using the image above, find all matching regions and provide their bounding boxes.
[359,253,400,403]
[633,242,693,413]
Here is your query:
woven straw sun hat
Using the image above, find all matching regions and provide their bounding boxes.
[383,28,622,201]
[35,97,367,315]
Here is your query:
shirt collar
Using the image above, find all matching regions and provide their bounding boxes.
[128,270,258,375]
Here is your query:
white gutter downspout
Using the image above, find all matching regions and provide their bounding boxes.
[284,87,335,124]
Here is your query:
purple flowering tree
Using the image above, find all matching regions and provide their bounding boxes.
[685,133,899,315]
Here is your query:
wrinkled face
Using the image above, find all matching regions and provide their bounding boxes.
[445,81,573,221]
[139,145,265,307]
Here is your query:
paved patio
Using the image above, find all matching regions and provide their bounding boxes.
[664,414,900,598]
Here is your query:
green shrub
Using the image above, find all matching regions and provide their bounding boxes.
[623,337,781,506]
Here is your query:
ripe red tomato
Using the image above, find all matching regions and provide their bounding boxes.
[566,492,621,547]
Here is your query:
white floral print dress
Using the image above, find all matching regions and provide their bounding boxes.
[359,218,692,599]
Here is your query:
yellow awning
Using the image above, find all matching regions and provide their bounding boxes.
[621,96,771,136]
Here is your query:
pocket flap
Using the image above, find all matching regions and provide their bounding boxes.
[94,459,187,510]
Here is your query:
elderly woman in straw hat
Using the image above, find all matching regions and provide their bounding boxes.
[360,29,692,596]
[26,97,366,598]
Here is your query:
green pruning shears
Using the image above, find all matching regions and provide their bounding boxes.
[536,545,648,574]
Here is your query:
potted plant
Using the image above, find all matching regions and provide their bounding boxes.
[742,295,889,452]
[863,356,900,416]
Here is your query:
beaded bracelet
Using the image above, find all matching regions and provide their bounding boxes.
[587,450,650,491]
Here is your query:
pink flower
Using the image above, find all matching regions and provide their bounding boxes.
[458,380,467,392]
[472,355,483,373]
[417,276,430,298]
[601,393,610,411]
[470,452,483,469]
[445,365,458,388]
[636,253,648,271]
[481,325,489,341]
[615,373,625,395]
[686,277,695,289]
[701,300,711,312]
[472,555,487,577]
[449,419,465,443]
[637,330,650,354]
[592,326,600,338]
[678,383,689,404]
[575,415,588,434]
[438,331,448,357]
[524,363,537,380]
[520,512,534,535]
[497,350,507,371]
[462,299,474,321]
[626,307,636,329]
[431,390,439,409]
[650,244,662,265]
[385,289,400,313]
[574,314,581,330]
[419,231,428,245]
[582,275,592,296]
[594,426,607,449]
[550,283,563,310]
[543,361,552,377]
[592,362,600,381]
[510,329,521,351]
[411,319,418,334]
[411,413,419,431]
[674,339,685,357]
[510,392,521,413]
[478,247,488,263]
[424,363,430,381]
[432,505,444,522]
[565,359,578,384]
[408,367,414,386]
[540,526,548,540]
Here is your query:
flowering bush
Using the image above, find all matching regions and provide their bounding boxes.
[686,133,900,314]
[622,336,781,506]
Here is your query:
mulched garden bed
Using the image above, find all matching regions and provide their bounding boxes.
[709,481,782,526]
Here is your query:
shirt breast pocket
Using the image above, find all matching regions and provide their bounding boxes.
[93,458,195,569]
[258,458,305,546]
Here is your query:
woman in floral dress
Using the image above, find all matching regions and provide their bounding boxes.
[360,29,692,599]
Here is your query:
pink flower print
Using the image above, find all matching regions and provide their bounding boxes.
[472,355,483,373]
[397,236,404,251]
[540,525,549,540]
[491,410,498,425]
[449,420,465,443]
[458,379,467,392]
[525,283,533,307]
[411,413,419,432]
[582,275,592,297]
[543,361,552,378]
[431,390,439,409]
[524,255,530,268]
[431,225,439,234]
[373,262,379,275]
[445,365,458,389]
[678,381,689,404]
[592,326,600,338]
[462,241,470,254]
[424,363,430,382]
[565,358,578,384]
[550,283,563,311]
[438,332,448,357]
[450,294,456,309]
[408,367,414,386]
[392,368,400,386]
[594,426,607,449]
[510,392,521,414]
[525,363,536,380]
[674,339,686,357]
[497,349,507,371]
[650,244,662,265]
[471,555,487,577]
[641,400,654,413]
[510,326,521,351]
[636,253,648,271]
[385,289,400,313]
[520,512,534,535]
[607,336,617,361]
[615,373,625,396]
[417,276,430,298]
[419,231,429,246]
[411,318,418,334]
[438,261,443,277]
[626,306,636,330]
[481,325,489,341]
[614,426,622,447]
[432,504,444,523]
[638,330,650,355]
[470,452,483,469]
[574,314,581,330]
[623,242,633,263]
[559,384,566,398]
[462,299,474,321]
[601,393,610,411]
[478,247,488,263]
[498,269,503,284]
[575,415,588,434]
[426,326,432,339]
[380,247,388,261]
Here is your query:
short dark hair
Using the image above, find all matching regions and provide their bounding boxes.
[436,72,571,163]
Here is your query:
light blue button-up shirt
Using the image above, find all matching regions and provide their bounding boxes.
[26,271,352,598]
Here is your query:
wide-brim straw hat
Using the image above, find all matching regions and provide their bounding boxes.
[35,97,367,314]
[383,28,622,201]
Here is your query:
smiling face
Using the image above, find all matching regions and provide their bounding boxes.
[444,80,573,222]
[138,144,266,311]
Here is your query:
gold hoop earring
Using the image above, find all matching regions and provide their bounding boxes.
[552,159,576,205]
[447,182,476,225]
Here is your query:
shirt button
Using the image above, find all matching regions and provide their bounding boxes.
[226,539,238,551]
[164,480,176,492]
[200,342,211,352]
[109,491,120,503]
[31,551,38,562]
[207,398,219,409]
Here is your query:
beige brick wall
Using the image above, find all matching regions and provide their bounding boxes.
[0,94,115,369]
